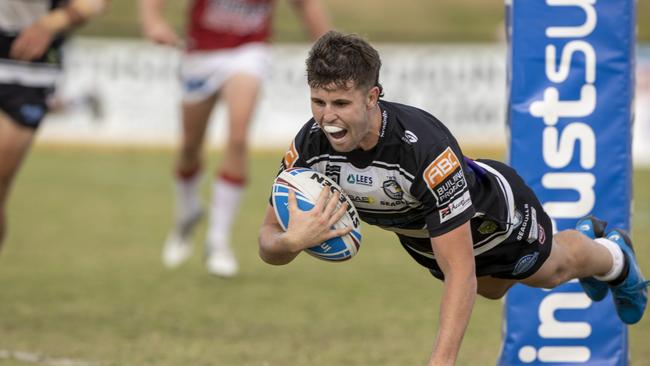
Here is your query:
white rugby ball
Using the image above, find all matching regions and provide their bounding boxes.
[271,168,362,261]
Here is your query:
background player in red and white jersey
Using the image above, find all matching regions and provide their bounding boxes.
[0,0,109,251]
[139,0,330,277]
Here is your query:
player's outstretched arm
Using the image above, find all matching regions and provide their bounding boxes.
[258,188,352,265]
[10,0,109,61]
[428,221,477,366]
[289,0,331,41]
[139,0,181,47]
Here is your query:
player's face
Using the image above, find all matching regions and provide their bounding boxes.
[310,82,381,153]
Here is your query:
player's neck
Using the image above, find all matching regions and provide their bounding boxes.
[358,104,383,151]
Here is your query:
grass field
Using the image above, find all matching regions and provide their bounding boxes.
[0,146,649,366]
[80,0,650,43]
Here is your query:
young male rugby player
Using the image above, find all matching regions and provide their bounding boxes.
[258,31,649,365]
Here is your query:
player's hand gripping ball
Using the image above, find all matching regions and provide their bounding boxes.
[272,168,362,261]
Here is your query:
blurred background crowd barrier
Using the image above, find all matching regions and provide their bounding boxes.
[40,38,650,166]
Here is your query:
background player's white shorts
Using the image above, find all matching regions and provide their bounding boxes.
[180,42,272,103]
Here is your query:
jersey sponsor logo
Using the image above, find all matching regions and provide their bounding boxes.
[401,130,418,144]
[380,199,407,207]
[349,195,375,204]
[283,140,299,169]
[347,174,373,186]
[379,109,388,137]
[512,252,539,276]
[325,164,341,184]
[423,147,467,205]
[439,191,472,223]
[202,0,272,35]
[382,179,404,200]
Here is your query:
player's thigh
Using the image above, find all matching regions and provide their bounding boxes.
[222,73,262,140]
[519,238,569,288]
[477,276,516,299]
[0,111,35,195]
[180,93,218,149]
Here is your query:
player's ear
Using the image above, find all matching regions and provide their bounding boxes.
[367,86,380,108]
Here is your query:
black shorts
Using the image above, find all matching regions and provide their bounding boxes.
[399,160,553,281]
[0,83,52,129]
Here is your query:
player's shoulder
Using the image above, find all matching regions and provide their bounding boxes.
[290,118,328,154]
[295,118,324,141]
[382,100,456,155]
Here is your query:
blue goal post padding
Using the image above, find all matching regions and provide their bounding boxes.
[502,0,635,365]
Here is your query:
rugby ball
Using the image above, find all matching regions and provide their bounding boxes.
[271,168,362,261]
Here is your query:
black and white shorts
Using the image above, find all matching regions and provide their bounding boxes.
[399,160,554,281]
[0,83,52,129]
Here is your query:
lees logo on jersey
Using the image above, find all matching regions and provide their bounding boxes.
[423,147,468,206]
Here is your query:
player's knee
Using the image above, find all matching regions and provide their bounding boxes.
[478,287,508,300]
[227,136,248,154]
[554,229,583,246]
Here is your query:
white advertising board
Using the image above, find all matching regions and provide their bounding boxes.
[40,38,649,165]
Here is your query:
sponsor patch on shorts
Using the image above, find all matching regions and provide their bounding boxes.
[512,252,539,276]
[537,224,546,245]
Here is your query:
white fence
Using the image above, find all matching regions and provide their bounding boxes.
[40,38,650,166]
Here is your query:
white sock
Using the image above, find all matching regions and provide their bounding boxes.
[593,238,626,282]
[174,172,202,228]
[207,176,245,252]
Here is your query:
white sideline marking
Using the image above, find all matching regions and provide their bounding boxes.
[0,349,100,366]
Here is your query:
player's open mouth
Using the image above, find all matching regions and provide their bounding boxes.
[323,125,348,140]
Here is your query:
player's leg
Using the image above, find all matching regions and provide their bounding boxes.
[162,93,217,268]
[205,73,262,277]
[477,276,516,300]
[0,111,36,248]
[522,229,614,288]
[575,216,609,301]
[524,228,648,324]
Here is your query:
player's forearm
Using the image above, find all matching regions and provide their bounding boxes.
[139,0,167,25]
[258,224,301,265]
[429,270,477,366]
[290,0,330,41]
[38,0,108,34]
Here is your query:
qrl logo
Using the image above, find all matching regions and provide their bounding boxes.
[423,147,460,191]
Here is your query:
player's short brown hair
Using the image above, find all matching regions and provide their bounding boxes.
[306,31,384,96]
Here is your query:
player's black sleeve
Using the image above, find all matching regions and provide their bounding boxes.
[269,120,319,205]
[410,136,475,238]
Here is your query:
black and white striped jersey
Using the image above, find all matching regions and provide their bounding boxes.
[0,0,68,87]
[280,100,517,258]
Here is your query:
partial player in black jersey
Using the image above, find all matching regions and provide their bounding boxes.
[0,0,108,249]
[257,31,648,365]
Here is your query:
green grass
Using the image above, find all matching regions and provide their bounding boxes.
[79,0,650,42]
[0,145,649,366]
